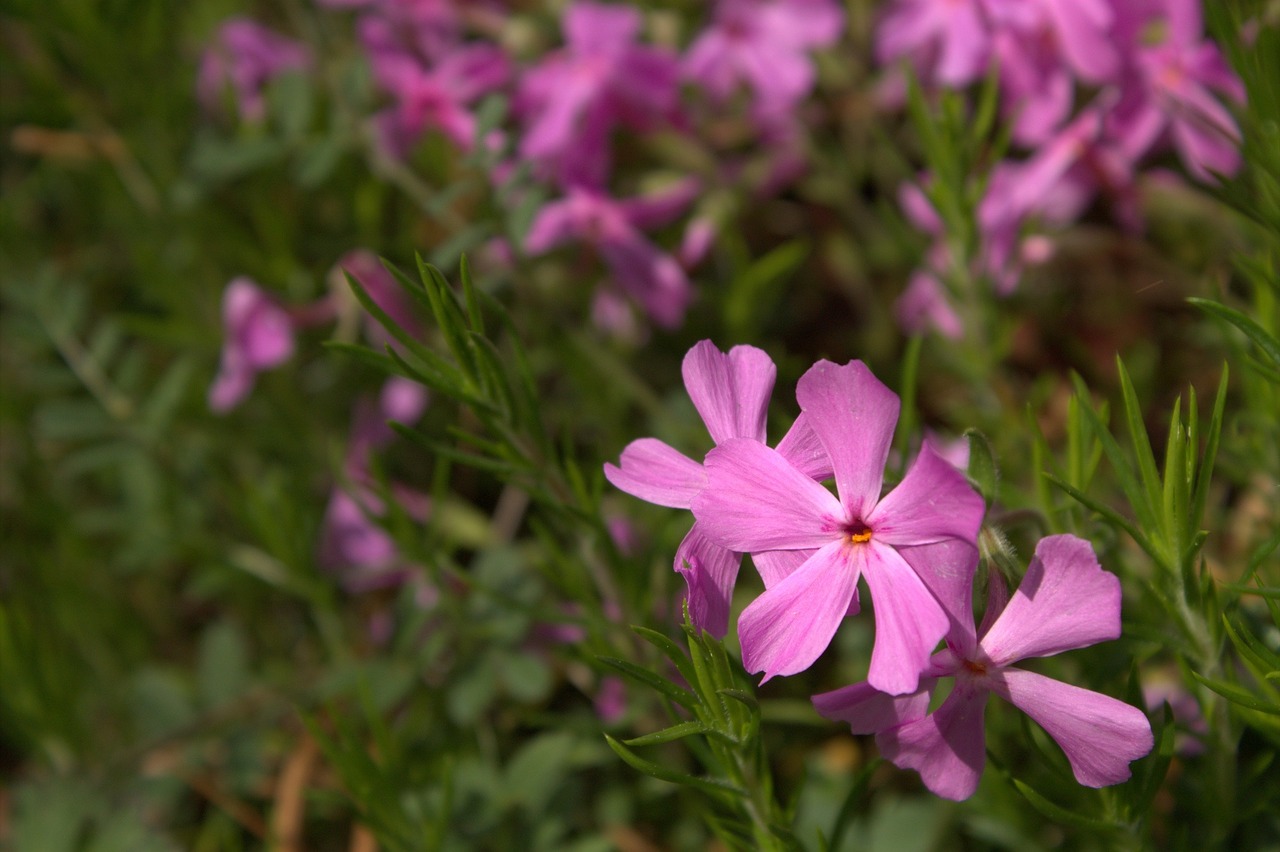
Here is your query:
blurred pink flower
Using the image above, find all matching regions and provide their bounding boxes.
[516,2,680,187]
[361,16,510,156]
[209,278,297,412]
[1108,0,1245,181]
[197,18,311,122]
[524,181,699,328]
[684,0,843,116]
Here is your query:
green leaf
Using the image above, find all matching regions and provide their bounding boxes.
[1069,374,1160,539]
[603,735,744,798]
[964,428,999,506]
[597,656,699,710]
[1044,474,1161,565]
[1116,358,1165,530]
[1189,297,1280,369]
[1190,670,1280,715]
[1009,778,1120,832]
[1190,367,1229,536]
[1223,616,1280,673]
[632,625,700,692]
[623,720,713,747]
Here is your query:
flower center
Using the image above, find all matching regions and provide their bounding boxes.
[846,523,873,544]
[961,658,988,676]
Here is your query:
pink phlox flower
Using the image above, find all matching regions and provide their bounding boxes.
[693,359,985,692]
[603,341,830,637]
[1143,675,1207,756]
[1108,0,1245,181]
[363,17,510,156]
[516,1,680,187]
[876,0,992,88]
[197,18,311,123]
[895,267,964,340]
[684,0,843,117]
[813,534,1154,801]
[524,182,698,327]
[209,278,299,412]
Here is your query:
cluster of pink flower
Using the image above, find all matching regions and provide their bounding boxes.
[607,340,1153,799]
[197,0,844,330]
[880,0,1246,336]
[209,254,431,601]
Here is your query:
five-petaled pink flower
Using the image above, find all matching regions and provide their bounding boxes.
[693,359,985,693]
[604,341,829,637]
[813,534,1154,800]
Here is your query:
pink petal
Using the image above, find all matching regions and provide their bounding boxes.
[751,549,810,588]
[978,534,1120,667]
[862,542,951,694]
[795,360,900,521]
[694,438,843,552]
[878,681,989,801]
[564,1,641,53]
[895,537,979,656]
[812,678,933,734]
[866,443,984,547]
[774,413,834,480]
[603,438,705,509]
[682,341,776,444]
[674,522,743,638]
[738,541,860,681]
[990,667,1154,787]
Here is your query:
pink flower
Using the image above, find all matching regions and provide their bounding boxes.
[1108,0,1245,181]
[197,18,311,123]
[516,2,680,187]
[684,0,843,116]
[524,182,699,328]
[604,341,828,637]
[362,17,510,156]
[693,360,984,692]
[814,535,1154,801]
[208,278,297,412]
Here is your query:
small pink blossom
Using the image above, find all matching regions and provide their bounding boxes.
[684,0,843,117]
[524,182,699,328]
[197,18,311,123]
[209,278,297,412]
[814,535,1153,800]
[516,2,680,187]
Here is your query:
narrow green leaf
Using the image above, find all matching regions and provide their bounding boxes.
[964,428,999,506]
[458,254,485,335]
[1189,297,1280,368]
[1190,366,1229,533]
[895,336,924,479]
[1115,358,1164,528]
[633,626,699,691]
[1222,585,1280,599]
[390,423,515,475]
[1010,778,1120,832]
[1189,671,1280,715]
[1044,474,1162,565]
[603,735,745,798]
[623,721,711,747]
[1223,616,1280,673]
[1069,374,1159,536]
[598,656,698,710]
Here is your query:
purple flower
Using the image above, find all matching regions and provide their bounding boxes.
[693,360,984,692]
[516,2,680,187]
[524,182,699,328]
[362,18,510,156]
[814,534,1154,801]
[604,341,829,637]
[1108,0,1245,181]
[684,0,843,116]
[197,18,311,123]
[208,278,297,412]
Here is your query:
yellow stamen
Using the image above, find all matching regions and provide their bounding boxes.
[849,528,873,544]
